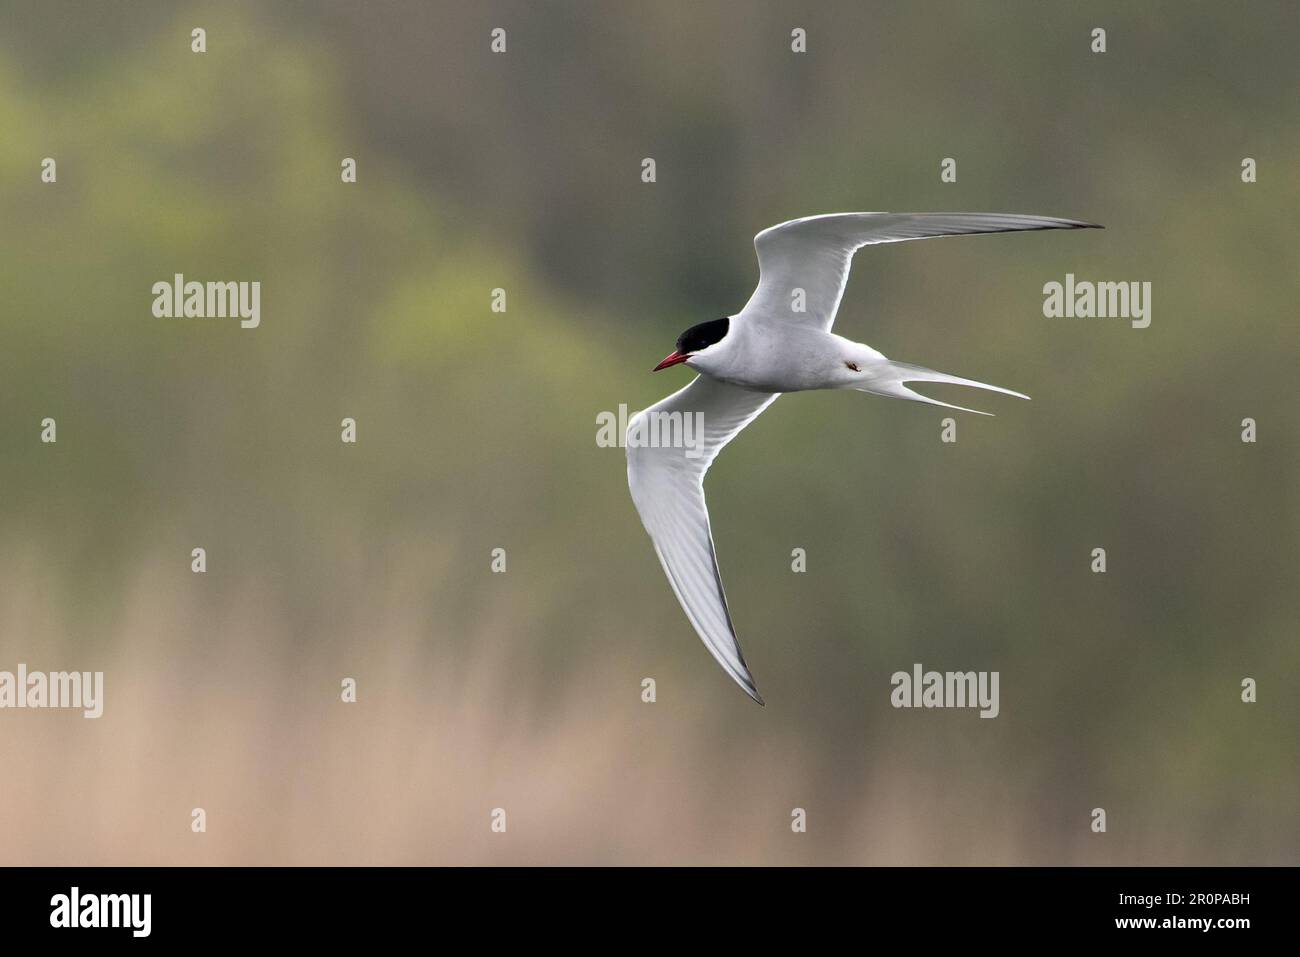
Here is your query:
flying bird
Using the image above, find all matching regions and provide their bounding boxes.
[626,212,1099,704]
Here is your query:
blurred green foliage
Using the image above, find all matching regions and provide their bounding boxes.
[0,1,1296,863]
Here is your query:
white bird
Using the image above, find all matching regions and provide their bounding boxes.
[626,212,1099,704]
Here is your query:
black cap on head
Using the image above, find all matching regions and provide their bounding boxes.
[676,317,729,354]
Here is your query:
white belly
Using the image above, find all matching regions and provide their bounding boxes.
[701,324,877,392]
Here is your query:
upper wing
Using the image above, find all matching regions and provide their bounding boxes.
[739,212,1099,331]
[626,375,779,704]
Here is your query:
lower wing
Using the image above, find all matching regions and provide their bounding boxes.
[626,375,778,703]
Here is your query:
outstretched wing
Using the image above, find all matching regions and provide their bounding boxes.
[740,212,1099,331]
[626,375,779,704]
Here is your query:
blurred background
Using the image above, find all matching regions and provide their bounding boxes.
[0,0,1297,864]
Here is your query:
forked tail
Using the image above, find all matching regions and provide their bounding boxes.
[855,360,1030,416]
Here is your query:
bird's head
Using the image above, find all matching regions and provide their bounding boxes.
[653,316,731,372]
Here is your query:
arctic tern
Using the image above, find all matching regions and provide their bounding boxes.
[626,212,1099,704]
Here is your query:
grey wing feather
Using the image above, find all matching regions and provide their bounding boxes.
[626,375,778,704]
[741,212,1100,331]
